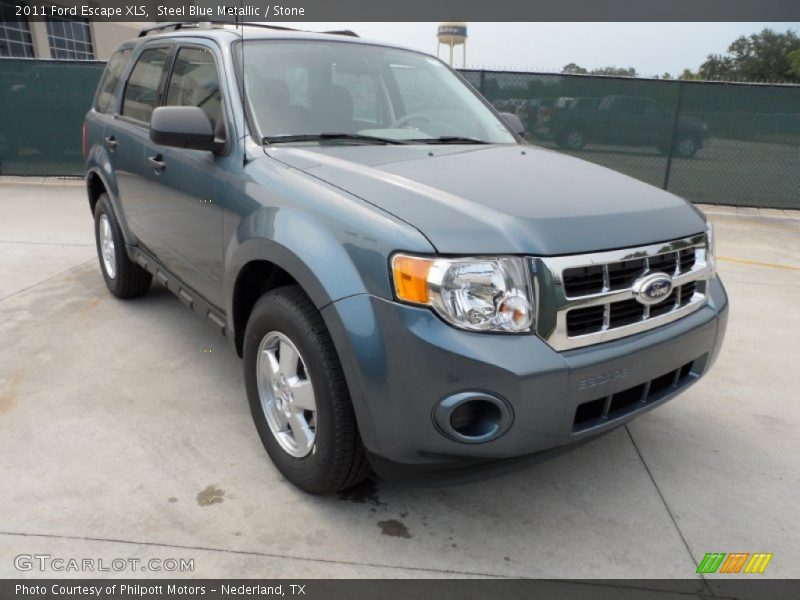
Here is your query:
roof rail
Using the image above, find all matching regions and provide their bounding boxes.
[138,22,185,37]
[322,30,360,38]
[138,22,359,38]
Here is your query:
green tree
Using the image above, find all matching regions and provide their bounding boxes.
[679,68,698,80]
[696,29,800,82]
[561,63,588,75]
[789,48,800,77]
[561,64,636,77]
[589,66,637,77]
[697,54,736,80]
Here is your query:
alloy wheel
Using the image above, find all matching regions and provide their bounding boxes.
[256,331,317,458]
[99,214,116,279]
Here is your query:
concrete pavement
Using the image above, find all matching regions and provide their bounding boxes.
[0,180,798,580]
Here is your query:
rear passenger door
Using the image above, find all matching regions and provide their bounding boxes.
[113,45,173,248]
[86,46,131,214]
[142,42,232,309]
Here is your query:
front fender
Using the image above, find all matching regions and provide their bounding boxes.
[225,228,346,315]
[223,156,434,321]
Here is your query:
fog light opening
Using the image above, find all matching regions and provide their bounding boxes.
[449,400,501,438]
[435,392,513,443]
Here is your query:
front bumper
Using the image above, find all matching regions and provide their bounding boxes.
[321,276,728,467]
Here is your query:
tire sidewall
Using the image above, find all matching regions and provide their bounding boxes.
[243,294,338,492]
[676,136,697,158]
[94,195,123,294]
[565,129,586,150]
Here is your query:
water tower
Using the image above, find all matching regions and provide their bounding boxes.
[437,22,467,67]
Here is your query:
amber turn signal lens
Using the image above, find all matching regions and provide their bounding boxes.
[392,254,433,305]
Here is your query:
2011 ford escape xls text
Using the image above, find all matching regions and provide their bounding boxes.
[84,23,728,493]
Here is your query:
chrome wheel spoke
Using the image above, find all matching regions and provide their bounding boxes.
[260,349,280,380]
[278,342,299,376]
[287,410,314,455]
[289,379,315,411]
[266,399,288,430]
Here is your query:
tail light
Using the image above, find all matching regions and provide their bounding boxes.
[82,121,88,157]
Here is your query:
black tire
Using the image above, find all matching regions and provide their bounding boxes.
[557,128,587,150]
[674,136,699,158]
[243,285,371,494]
[93,194,151,299]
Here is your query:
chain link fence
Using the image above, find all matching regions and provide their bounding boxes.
[0,58,105,177]
[462,69,800,209]
[1,58,798,209]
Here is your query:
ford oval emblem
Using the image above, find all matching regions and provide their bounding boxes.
[632,272,674,306]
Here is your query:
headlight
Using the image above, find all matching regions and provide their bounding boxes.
[391,254,535,333]
[705,221,717,275]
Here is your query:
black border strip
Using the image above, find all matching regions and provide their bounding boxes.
[10,0,800,22]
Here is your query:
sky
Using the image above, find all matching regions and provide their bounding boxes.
[279,22,800,76]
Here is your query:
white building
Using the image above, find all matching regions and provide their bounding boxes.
[0,1,141,61]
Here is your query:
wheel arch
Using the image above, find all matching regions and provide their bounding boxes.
[86,168,109,216]
[227,239,356,358]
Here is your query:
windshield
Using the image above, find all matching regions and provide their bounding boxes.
[239,40,517,144]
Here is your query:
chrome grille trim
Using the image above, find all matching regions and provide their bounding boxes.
[532,234,710,351]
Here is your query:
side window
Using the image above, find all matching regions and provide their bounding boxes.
[165,47,224,137]
[122,47,170,123]
[95,48,131,113]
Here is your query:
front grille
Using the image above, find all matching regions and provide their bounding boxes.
[533,234,710,351]
[609,299,645,327]
[566,305,604,336]
[679,247,697,271]
[573,358,698,432]
[680,281,696,306]
[563,265,604,296]
[608,258,647,290]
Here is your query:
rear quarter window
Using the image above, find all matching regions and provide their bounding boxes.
[122,47,171,123]
[94,48,131,113]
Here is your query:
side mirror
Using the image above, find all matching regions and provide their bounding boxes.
[150,106,223,153]
[499,112,526,136]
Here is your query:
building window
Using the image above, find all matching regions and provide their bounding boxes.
[46,18,94,60]
[0,0,35,58]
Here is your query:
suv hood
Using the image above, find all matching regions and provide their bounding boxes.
[267,144,706,255]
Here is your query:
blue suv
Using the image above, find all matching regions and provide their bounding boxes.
[84,23,728,493]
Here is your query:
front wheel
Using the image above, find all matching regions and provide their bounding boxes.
[675,136,699,158]
[243,285,370,493]
[558,129,587,150]
[93,194,151,298]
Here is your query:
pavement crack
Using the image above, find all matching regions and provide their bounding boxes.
[0,258,95,304]
[0,240,93,247]
[624,425,715,597]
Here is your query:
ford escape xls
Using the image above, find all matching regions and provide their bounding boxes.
[84,23,728,493]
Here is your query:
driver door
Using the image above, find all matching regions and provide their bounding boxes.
[141,43,233,309]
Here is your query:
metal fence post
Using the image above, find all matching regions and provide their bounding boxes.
[662,80,685,191]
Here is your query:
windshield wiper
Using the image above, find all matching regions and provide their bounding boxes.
[263,133,409,145]
[408,136,491,145]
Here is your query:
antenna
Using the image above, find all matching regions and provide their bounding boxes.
[238,4,247,166]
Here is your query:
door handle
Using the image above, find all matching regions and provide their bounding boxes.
[104,136,117,150]
[148,155,166,172]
